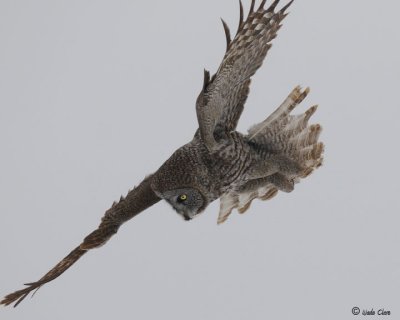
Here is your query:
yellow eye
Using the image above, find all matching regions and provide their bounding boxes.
[179,194,187,201]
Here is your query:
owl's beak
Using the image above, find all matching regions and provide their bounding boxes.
[181,208,198,221]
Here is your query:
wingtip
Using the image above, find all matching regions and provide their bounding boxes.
[281,0,295,13]
[249,0,256,15]
[237,0,244,33]
[258,0,267,11]
[0,287,30,308]
[220,18,232,51]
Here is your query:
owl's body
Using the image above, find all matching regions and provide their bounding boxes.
[154,86,322,223]
[2,0,324,307]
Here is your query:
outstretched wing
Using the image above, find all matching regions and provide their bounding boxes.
[196,0,294,151]
[1,175,160,307]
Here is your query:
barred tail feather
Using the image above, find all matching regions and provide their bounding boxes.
[249,86,324,175]
[217,86,324,224]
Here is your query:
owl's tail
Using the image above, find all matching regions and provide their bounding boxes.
[217,86,324,224]
[248,86,324,178]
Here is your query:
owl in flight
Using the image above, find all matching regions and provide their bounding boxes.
[2,0,323,307]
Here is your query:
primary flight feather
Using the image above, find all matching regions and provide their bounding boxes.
[1,0,323,307]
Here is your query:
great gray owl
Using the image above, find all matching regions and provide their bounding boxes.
[2,0,323,307]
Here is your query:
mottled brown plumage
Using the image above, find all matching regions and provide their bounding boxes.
[2,0,323,307]
[1,176,159,307]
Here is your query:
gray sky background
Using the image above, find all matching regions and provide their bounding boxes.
[1,1,399,319]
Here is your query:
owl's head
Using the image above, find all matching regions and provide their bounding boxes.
[150,144,214,221]
[156,188,206,220]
